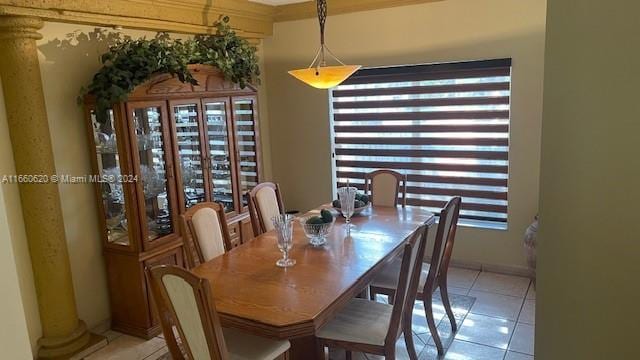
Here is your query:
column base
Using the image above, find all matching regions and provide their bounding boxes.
[37,321,106,359]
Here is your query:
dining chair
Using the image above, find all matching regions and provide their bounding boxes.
[147,265,290,360]
[315,222,430,360]
[247,182,285,236]
[181,202,232,269]
[364,169,408,207]
[369,196,462,355]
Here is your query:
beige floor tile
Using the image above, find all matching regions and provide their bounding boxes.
[101,330,124,343]
[85,335,166,360]
[509,323,535,355]
[378,295,445,337]
[425,314,457,349]
[468,290,524,321]
[448,293,476,321]
[144,346,169,360]
[526,284,536,300]
[447,286,470,296]
[411,300,445,335]
[505,351,534,360]
[417,345,440,360]
[375,294,389,303]
[471,272,530,297]
[454,313,515,349]
[431,292,476,321]
[448,267,480,289]
[443,340,505,360]
[416,293,475,345]
[435,286,469,297]
[518,300,535,325]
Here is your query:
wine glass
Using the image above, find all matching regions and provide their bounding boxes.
[337,186,357,234]
[271,214,296,267]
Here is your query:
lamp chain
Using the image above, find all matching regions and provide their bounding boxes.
[317,0,328,66]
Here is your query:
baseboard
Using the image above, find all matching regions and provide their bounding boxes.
[481,262,534,278]
[423,257,534,278]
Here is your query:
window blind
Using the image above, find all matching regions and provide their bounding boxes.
[331,59,511,228]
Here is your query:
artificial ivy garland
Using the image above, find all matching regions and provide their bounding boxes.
[83,16,260,122]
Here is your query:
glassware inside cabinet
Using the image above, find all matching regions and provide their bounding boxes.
[91,109,130,246]
[203,101,236,213]
[173,103,206,209]
[232,98,259,207]
[132,106,174,241]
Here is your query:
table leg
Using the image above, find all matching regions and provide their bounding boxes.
[289,335,324,360]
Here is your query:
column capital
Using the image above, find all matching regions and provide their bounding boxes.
[0,15,43,40]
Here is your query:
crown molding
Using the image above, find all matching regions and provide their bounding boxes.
[0,0,446,37]
[274,0,445,22]
[0,0,276,38]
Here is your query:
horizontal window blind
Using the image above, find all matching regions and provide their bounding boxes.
[331,59,511,229]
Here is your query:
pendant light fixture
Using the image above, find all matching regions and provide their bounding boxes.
[288,0,361,89]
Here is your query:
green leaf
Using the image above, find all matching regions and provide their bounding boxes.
[81,15,259,119]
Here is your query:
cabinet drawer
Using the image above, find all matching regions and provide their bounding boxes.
[240,217,254,244]
[228,222,241,248]
[143,246,185,270]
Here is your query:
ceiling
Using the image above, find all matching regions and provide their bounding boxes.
[250,0,309,5]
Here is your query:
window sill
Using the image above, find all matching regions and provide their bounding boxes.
[435,217,508,231]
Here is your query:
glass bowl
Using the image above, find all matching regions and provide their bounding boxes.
[299,216,335,247]
[333,202,371,217]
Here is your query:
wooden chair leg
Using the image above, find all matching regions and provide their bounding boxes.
[370,287,377,301]
[388,293,395,305]
[424,295,444,355]
[346,350,352,360]
[386,347,396,360]
[403,311,419,360]
[439,280,457,332]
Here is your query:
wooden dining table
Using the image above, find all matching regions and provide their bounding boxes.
[192,205,436,359]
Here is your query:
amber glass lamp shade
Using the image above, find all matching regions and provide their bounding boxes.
[288,65,362,89]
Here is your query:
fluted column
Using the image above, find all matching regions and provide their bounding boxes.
[0,16,92,358]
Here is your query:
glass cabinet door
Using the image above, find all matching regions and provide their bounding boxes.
[232,97,260,208]
[203,99,236,213]
[90,108,133,247]
[171,102,206,210]
[130,104,176,242]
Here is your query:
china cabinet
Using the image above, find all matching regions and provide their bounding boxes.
[84,65,261,338]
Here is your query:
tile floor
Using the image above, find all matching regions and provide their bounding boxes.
[85,268,535,360]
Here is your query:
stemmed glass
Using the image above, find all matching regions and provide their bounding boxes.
[337,186,357,234]
[272,214,296,267]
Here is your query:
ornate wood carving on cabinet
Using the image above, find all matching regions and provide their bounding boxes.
[84,65,260,338]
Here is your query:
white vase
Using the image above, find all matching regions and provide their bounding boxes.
[524,216,538,285]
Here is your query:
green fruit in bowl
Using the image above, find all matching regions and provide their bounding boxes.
[307,216,325,225]
[358,194,370,204]
[321,209,333,223]
[354,200,366,208]
[332,199,341,208]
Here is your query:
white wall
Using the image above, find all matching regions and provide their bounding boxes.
[537,1,640,358]
[264,0,547,270]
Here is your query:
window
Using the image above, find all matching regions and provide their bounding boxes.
[330,59,511,229]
